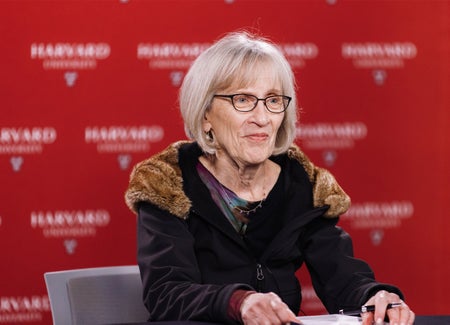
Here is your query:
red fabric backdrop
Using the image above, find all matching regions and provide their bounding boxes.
[0,1,448,323]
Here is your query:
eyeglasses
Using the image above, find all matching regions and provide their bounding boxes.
[213,93,291,113]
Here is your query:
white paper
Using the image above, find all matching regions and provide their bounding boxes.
[296,314,362,324]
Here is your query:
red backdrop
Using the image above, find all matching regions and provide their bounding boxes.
[0,1,449,323]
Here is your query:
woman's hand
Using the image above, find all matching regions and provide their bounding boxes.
[361,290,415,325]
[240,292,299,325]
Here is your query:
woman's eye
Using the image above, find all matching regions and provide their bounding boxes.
[269,97,281,104]
[236,96,249,103]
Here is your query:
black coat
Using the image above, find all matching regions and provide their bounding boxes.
[128,142,402,323]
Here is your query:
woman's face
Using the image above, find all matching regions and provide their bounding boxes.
[203,64,285,167]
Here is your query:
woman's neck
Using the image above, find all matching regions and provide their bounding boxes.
[199,154,279,202]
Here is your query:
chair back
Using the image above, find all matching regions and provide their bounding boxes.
[44,265,149,325]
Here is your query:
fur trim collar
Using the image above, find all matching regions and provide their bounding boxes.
[125,141,350,219]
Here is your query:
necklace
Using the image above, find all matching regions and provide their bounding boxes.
[235,199,265,215]
[221,187,266,216]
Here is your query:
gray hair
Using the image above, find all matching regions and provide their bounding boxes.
[179,31,298,155]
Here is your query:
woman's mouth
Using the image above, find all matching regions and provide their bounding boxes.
[246,133,269,142]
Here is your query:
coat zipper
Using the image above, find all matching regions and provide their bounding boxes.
[256,263,265,292]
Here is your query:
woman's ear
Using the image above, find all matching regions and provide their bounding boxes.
[202,113,211,133]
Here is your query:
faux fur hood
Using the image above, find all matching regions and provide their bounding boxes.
[125,141,350,219]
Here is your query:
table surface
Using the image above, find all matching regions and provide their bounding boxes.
[114,315,450,325]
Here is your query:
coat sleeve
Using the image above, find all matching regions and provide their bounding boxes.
[137,202,250,323]
[299,216,403,313]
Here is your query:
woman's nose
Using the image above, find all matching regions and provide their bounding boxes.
[251,101,270,124]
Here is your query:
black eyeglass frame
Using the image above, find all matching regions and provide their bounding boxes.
[213,93,292,113]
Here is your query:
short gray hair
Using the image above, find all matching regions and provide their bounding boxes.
[179,31,298,155]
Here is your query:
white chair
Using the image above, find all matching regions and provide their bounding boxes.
[44,265,149,325]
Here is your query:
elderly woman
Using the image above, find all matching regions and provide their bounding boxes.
[125,32,414,325]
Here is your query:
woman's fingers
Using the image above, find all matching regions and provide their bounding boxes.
[241,292,299,325]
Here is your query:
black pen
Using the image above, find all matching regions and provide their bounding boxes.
[339,302,403,316]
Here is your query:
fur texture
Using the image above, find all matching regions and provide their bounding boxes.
[125,141,350,219]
